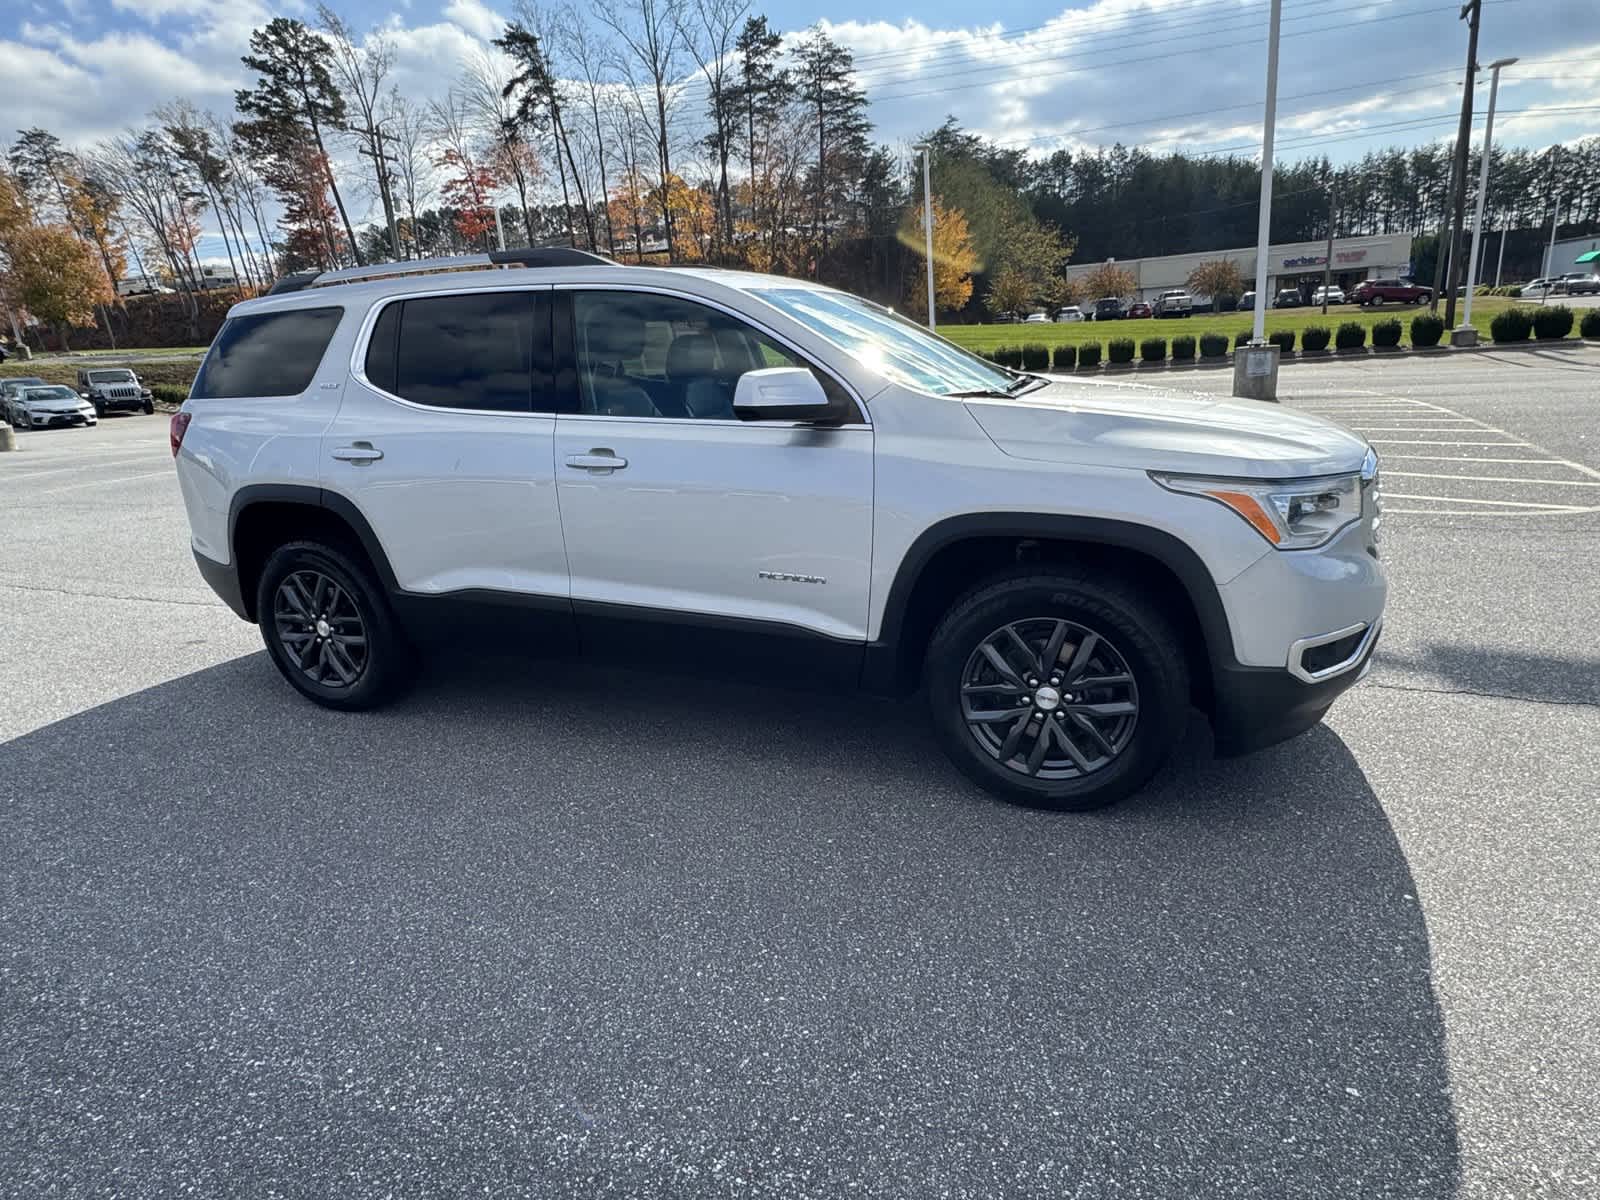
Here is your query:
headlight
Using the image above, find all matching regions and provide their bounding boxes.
[1152,468,1364,549]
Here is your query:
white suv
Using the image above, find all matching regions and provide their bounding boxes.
[173,250,1385,810]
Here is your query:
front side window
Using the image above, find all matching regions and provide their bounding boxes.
[191,306,343,399]
[570,290,848,420]
[749,286,1016,397]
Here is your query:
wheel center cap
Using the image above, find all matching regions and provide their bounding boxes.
[315,618,331,637]
[1034,685,1062,711]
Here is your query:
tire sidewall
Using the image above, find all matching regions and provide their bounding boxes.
[256,541,406,711]
[925,575,1189,811]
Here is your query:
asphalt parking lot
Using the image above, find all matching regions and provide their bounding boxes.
[2,346,1597,1198]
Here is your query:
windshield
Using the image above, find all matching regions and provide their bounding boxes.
[749,287,1018,397]
[88,370,136,383]
[25,387,77,402]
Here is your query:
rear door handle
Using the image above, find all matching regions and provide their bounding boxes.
[332,442,383,464]
[565,449,627,473]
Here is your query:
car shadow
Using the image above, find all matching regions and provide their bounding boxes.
[1,652,1460,1197]
[1381,641,1600,706]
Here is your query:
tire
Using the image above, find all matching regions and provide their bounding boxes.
[256,540,413,711]
[92,401,105,418]
[1369,294,1383,307]
[141,399,154,415]
[924,569,1190,811]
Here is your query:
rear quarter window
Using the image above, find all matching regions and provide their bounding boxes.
[190,306,344,399]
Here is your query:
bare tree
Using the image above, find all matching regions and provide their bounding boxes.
[459,49,542,246]
[554,4,619,255]
[592,0,683,259]
[383,91,434,259]
[317,4,401,261]
[679,0,747,253]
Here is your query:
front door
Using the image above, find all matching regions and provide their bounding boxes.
[551,287,874,654]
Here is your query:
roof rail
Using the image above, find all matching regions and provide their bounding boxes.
[266,247,615,295]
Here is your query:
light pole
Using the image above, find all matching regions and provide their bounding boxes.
[916,144,936,331]
[1459,56,1515,338]
[1234,0,1282,401]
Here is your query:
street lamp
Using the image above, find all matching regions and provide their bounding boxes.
[1233,0,1282,401]
[1458,56,1516,340]
[913,144,935,331]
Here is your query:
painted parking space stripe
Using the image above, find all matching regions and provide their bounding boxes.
[1289,393,1600,516]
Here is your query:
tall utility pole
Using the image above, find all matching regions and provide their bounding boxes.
[1429,137,1460,313]
[357,122,402,262]
[1249,0,1282,348]
[1320,169,1335,315]
[1443,0,1482,331]
[920,146,936,331]
[1460,56,1515,336]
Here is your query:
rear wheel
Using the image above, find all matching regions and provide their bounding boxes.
[256,540,413,710]
[924,570,1190,810]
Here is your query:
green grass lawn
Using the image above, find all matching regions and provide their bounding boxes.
[1,355,204,390]
[940,296,1530,352]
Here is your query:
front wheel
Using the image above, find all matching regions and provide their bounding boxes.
[256,540,413,711]
[141,398,154,414]
[924,571,1190,810]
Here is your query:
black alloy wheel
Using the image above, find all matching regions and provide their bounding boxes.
[925,571,1190,810]
[257,540,412,711]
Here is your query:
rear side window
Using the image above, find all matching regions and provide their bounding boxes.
[191,306,343,399]
[387,292,536,412]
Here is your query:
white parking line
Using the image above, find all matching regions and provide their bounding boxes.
[1386,471,1600,487]
[1383,492,1597,510]
[1381,454,1570,464]
[1367,438,1531,446]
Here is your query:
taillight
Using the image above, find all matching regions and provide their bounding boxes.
[170,411,191,458]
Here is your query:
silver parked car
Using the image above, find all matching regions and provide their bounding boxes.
[9,384,99,429]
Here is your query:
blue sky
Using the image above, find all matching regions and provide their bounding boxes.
[4,0,1597,260]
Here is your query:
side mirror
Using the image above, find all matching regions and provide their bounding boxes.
[732,367,836,423]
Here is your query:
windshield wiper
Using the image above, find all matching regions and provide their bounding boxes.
[947,388,1014,398]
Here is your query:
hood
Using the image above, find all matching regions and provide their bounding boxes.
[25,397,86,413]
[964,376,1370,480]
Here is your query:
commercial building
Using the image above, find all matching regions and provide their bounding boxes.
[1065,232,1414,303]
[1543,234,1600,278]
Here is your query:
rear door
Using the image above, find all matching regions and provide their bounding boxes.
[321,286,568,600]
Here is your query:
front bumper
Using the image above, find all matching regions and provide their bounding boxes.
[93,395,144,412]
[29,412,94,427]
[1210,621,1381,755]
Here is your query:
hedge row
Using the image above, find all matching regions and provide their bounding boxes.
[977,307,1586,368]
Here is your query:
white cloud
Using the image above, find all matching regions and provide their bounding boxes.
[442,0,506,44]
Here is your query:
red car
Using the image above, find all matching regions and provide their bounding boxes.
[1125,300,1153,319]
[1350,278,1432,306]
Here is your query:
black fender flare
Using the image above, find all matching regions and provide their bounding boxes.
[227,483,400,596]
[864,512,1237,691]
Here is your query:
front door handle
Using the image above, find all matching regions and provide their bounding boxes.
[565,449,628,473]
[332,442,383,464]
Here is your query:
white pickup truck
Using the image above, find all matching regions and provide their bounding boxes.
[1152,289,1193,318]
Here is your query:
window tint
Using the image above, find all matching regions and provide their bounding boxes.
[364,301,400,395]
[191,306,343,399]
[392,292,535,412]
[570,290,848,420]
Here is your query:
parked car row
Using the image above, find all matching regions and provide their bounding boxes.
[1,368,156,430]
[1523,273,1600,297]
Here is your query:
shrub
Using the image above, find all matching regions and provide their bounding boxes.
[1335,321,1367,350]
[1078,342,1102,367]
[1234,330,1251,349]
[149,383,190,406]
[993,345,1020,367]
[1410,314,1445,347]
[1171,334,1196,360]
[1301,325,1331,351]
[1507,286,1522,298]
[1371,318,1403,348]
[1021,343,1051,370]
[1107,337,1136,364]
[1139,336,1167,362]
[1051,343,1077,370]
[979,347,1000,362]
[1532,305,1574,340]
[1581,309,1600,339]
[1199,332,1229,358]
[1268,329,1295,353]
[1489,308,1532,343]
